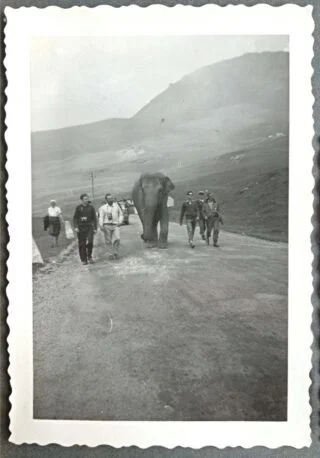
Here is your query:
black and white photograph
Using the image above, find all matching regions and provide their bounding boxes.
[31,34,290,422]
[5,5,313,448]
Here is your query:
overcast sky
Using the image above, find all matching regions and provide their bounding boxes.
[31,35,288,132]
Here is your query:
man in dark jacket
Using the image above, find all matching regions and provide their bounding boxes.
[201,193,223,247]
[180,191,199,248]
[73,193,97,265]
[197,190,206,240]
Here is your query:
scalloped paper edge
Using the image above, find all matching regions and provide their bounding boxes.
[5,4,314,448]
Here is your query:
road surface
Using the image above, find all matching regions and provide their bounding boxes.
[33,216,288,421]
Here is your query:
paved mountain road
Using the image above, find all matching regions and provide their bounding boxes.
[33,216,287,421]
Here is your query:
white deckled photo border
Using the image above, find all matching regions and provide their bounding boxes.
[5,4,314,449]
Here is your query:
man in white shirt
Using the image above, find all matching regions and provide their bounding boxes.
[99,193,124,260]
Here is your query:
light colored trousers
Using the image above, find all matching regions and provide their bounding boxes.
[102,225,120,255]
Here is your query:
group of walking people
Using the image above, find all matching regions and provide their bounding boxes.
[44,193,124,265]
[44,188,223,266]
[180,190,223,248]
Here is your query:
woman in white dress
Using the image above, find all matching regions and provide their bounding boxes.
[47,200,63,247]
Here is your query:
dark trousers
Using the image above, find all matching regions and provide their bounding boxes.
[206,217,220,244]
[199,217,206,236]
[77,226,94,262]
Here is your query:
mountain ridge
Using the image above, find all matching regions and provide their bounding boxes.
[32,50,288,135]
[133,51,288,123]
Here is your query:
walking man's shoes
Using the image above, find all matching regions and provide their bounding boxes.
[114,253,120,260]
[190,241,195,248]
[88,258,94,264]
[213,243,219,247]
[82,261,88,265]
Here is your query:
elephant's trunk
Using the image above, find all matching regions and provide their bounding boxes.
[142,207,157,243]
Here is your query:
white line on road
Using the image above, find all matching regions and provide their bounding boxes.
[109,317,113,334]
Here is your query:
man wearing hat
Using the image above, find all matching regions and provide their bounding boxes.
[201,193,223,247]
[179,191,199,248]
[197,191,206,241]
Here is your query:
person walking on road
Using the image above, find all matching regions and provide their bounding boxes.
[97,200,110,244]
[99,193,124,260]
[201,193,223,247]
[197,191,206,241]
[179,191,199,248]
[73,193,97,265]
[46,199,64,247]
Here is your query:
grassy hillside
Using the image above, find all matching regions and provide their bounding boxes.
[34,136,288,243]
[170,136,288,242]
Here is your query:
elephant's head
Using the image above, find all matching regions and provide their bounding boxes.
[139,173,174,242]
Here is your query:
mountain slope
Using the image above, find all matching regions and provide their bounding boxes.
[32,51,288,165]
[134,51,288,126]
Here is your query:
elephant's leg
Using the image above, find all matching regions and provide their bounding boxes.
[141,221,146,241]
[151,225,158,242]
[159,207,169,249]
[133,189,146,242]
[146,225,158,248]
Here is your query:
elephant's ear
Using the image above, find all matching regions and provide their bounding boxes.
[164,176,175,193]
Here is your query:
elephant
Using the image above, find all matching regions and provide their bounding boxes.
[132,172,175,248]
